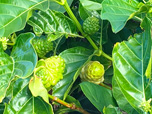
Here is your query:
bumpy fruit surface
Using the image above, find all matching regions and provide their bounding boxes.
[34,56,65,90]
[80,61,104,84]
[83,17,100,35]
[0,37,9,50]
[32,36,53,58]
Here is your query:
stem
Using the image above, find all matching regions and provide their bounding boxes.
[132,16,142,22]
[101,51,113,61]
[48,94,90,114]
[99,83,112,90]
[7,42,15,46]
[63,1,98,50]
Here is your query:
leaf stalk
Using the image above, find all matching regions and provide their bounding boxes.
[99,83,112,90]
[101,51,113,61]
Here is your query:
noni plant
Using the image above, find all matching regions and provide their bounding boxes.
[0,0,151,114]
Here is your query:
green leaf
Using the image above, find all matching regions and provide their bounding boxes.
[29,76,49,103]
[80,82,116,112]
[79,2,101,21]
[79,3,91,20]
[112,17,151,113]
[103,105,122,114]
[0,43,14,102]
[112,77,138,114]
[101,0,139,33]
[79,0,102,11]
[4,78,54,114]
[145,51,152,78]
[11,33,37,78]
[0,33,37,103]
[49,0,73,13]
[52,47,93,100]
[28,9,81,38]
[0,0,48,37]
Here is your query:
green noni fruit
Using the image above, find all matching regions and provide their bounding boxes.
[32,36,53,58]
[34,56,65,90]
[0,37,9,50]
[80,61,104,84]
[83,17,100,35]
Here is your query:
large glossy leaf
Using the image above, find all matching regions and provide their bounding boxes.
[0,0,48,37]
[11,33,37,77]
[52,47,93,100]
[80,82,116,113]
[112,17,151,113]
[101,0,139,33]
[0,33,37,103]
[4,78,53,114]
[0,43,14,102]
[28,9,81,38]
[112,77,138,114]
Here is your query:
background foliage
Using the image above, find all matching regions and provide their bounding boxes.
[0,0,151,114]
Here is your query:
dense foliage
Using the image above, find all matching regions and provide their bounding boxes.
[0,0,151,114]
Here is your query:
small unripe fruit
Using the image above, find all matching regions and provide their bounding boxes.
[83,17,100,35]
[32,36,53,58]
[80,61,104,84]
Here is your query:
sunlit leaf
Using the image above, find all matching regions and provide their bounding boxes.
[28,9,81,38]
[11,33,37,78]
[29,76,49,103]
[0,0,48,37]
[0,43,13,102]
[0,33,37,103]
[101,0,139,33]
[112,17,151,113]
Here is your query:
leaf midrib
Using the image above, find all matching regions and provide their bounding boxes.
[0,0,47,29]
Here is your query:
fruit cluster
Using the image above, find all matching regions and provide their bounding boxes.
[34,56,65,90]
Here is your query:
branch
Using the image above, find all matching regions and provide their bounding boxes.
[48,94,91,114]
